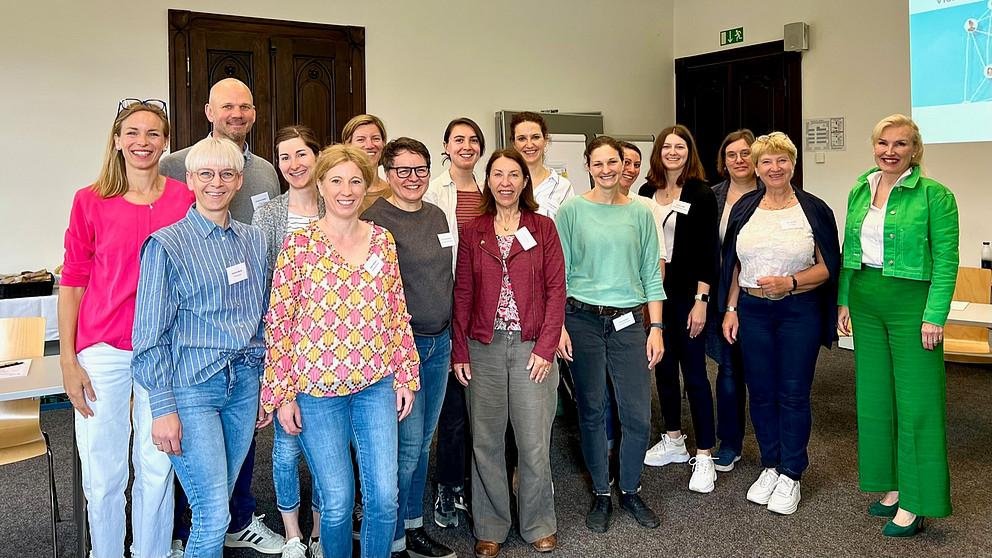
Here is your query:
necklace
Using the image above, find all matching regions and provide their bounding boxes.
[495,213,519,233]
[761,192,795,210]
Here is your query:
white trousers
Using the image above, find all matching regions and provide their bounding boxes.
[75,343,174,558]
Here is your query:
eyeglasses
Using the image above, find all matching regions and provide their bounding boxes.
[118,98,168,115]
[388,166,430,179]
[194,169,240,183]
[725,150,751,162]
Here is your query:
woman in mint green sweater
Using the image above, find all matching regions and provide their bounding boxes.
[837,114,959,537]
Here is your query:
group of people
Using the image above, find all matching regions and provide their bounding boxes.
[58,76,958,558]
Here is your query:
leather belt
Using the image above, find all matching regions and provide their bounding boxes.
[567,297,643,317]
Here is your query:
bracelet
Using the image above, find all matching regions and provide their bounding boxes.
[650,322,666,330]
[694,293,710,303]
[726,305,737,312]
[790,275,798,292]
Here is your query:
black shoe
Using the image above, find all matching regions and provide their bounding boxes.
[620,492,660,529]
[434,485,459,528]
[586,494,613,533]
[405,527,455,558]
[391,552,410,558]
[352,503,363,540]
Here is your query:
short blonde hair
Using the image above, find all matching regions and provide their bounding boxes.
[870,113,924,167]
[185,137,244,173]
[341,114,387,144]
[750,131,798,166]
[314,144,375,189]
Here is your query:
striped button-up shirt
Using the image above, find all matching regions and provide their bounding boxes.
[132,206,269,418]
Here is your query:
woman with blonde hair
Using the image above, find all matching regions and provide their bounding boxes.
[838,114,958,537]
[262,144,420,558]
[59,99,192,558]
[342,114,391,212]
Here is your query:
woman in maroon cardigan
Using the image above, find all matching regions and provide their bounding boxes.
[452,148,565,557]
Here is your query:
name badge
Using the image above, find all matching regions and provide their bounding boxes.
[437,232,455,248]
[226,262,248,285]
[250,192,271,210]
[613,312,635,331]
[780,218,803,230]
[515,227,537,250]
[672,200,691,215]
[364,254,384,276]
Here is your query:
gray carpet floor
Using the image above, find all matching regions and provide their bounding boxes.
[2,347,991,557]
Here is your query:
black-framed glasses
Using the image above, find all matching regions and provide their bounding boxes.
[194,169,240,183]
[118,98,168,115]
[388,166,430,179]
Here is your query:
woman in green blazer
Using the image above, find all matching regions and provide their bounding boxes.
[837,114,959,537]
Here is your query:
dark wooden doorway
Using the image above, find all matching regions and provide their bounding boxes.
[675,41,802,187]
[168,10,366,168]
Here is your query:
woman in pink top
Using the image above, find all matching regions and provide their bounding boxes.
[58,100,194,558]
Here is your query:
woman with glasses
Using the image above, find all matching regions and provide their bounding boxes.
[253,125,325,558]
[557,136,665,534]
[706,129,759,473]
[361,138,456,558]
[262,144,420,558]
[342,114,391,213]
[58,99,192,558]
[640,125,720,495]
[424,117,486,527]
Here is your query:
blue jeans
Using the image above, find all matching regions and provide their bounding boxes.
[715,338,747,454]
[170,357,260,558]
[297,378,398,558]
[565,303,651,495]
[394,330,450,550]
[737,291,822,480]
[173,438,257,540]
[273,419,321,513]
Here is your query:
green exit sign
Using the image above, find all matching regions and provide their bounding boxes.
[720,27,744,46]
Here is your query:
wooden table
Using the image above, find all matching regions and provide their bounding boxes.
[838,302,992,352]
[0,355,87,558]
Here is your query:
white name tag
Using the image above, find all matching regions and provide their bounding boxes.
[437,232,455,248]
[613,312,636,331]
[515,227,537,250]
[672,200,691,215]
[780,218,804,230]
[363,254,384,276]
[250,192,271,210]
[226,262,248,285]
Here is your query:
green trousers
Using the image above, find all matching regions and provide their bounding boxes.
[849,267,951,517]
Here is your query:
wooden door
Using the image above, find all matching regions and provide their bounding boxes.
[168,10,365,168]
[675,41,802,187]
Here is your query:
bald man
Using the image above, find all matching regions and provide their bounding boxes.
[159,78,285,556]
[161,78,280,224]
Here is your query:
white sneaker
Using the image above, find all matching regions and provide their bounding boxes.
[224,514,286,554]
[168,539,185,558]
[307,537,324,558]
[644,434,691,466]
[767,476,801,515]
[688,455,717,493]
[746,468,780,505]
[280,537,307,558]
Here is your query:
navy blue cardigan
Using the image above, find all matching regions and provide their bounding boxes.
[718,186,841,348]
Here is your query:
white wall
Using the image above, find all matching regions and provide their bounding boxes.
[674,0,991,266]
[0,0,675,271]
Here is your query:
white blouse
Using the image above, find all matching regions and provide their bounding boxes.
[859,168,911,268]
[633,195,669,261]
[737,204,814,288]
[656,201,677,264]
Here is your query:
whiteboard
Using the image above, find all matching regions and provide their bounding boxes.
[545,133,591,194]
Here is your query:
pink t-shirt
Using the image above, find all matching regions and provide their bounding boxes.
[61,178,194,353]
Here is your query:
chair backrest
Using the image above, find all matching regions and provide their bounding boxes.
[0,317,45,361]
[945,267,992,349]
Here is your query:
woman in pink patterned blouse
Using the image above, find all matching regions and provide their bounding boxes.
[261,143,420,558]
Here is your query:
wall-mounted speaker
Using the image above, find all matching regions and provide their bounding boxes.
[784,22,809,52]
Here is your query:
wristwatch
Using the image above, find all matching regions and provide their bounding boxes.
[790,275,798,293]
[694,293,710,303]
[726,305,737,312]
[650,322,666,330]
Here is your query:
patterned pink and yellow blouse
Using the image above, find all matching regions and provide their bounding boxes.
[262,222,421,413]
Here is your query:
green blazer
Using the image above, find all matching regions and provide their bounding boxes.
[837,165,959,325]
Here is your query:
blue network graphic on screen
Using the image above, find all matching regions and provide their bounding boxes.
[911,1,992,106]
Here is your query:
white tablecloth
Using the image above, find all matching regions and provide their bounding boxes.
[0,294,59,341]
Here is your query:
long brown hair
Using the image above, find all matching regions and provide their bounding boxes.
[480,149,539,215]
[646,124,706,189]
[93,104,170,198]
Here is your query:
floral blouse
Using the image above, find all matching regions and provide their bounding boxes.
[493,234,522,331]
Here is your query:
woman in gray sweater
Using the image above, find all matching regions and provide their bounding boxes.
[252,125,325,558]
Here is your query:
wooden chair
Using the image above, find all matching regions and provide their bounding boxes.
[945,267,992,364]
[0,317,60,557]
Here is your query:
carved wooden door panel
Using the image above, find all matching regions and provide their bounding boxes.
[168,10,365,172]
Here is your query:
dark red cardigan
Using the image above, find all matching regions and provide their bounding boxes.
[452,210,566,363]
